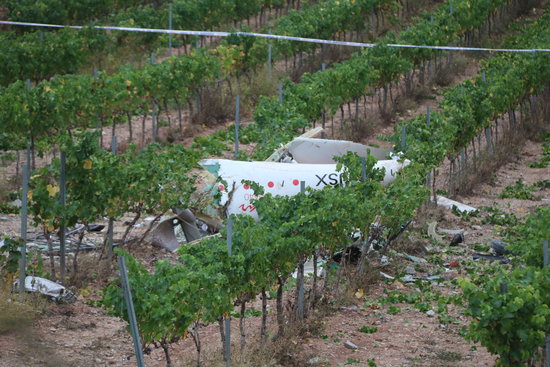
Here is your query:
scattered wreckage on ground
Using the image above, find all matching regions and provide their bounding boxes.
[150,128,480,257]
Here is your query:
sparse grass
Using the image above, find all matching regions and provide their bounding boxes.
[342,114,379,142]
[533,179,550,190]
[0,169,18,206]
[435,349,462,362]
[350,255,382,291]
[358,325,378,334]
[481,205,518,226]
[239,66,280,109]
[192,85,232,128]
[0,151,16,168]
[527,135,550,168]
[0,202,19,214]
[387,305,401,315]
[499,179,536,200]
[434,54,470,87]
[393,94,419,117]
[187,313,325,367]
[393,236,429,257]
[454,130,531,195]
[0,288,46,335]
[68,253,113,288]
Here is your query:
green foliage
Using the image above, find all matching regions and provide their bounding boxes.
[387,304,400,315]
[460,266,550,366]
[461,206,550,365]
[358,325,378,334]
[0,202,19,214]
[96,0,550,358]
[4,0,148,24]
[0,0,396,142]
[452,205,480,221]
[506,207,550,268]
[345,358,361,365]
[100,151,422,353]
[481,205,518,227]
[0,28,108,86]
[251,0,514,159]
[499,179,535,200]
[102,249,196,347]
[395,3,550,167]
[528,134,550,169]
[28,131,199,237]
[3,0,298,61]
[533,180,550,190]
[0,235,22,278]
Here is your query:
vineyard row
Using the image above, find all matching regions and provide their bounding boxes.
[11,0,547,365]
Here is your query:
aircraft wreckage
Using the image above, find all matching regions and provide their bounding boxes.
[149,128,409,251]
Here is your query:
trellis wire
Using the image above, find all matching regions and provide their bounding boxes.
[1,21,549,53]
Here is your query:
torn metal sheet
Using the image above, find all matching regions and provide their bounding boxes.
[149,218,180,252]
[266,127,324,162]
[395,252,428,263]
[436,196,477,213]
[199,158,410,218]
[401,274,443,283]
[174,209,202,242]
[149,209,204,252]
[427,222,444,243]
[25,224,101,254]
[286,137,393,163]
[380,271,395,280]
[437,227,465,235]
[14,276,76,303]
[473,253,509,263]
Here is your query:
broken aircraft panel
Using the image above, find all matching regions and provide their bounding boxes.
[199,156,409,219]
[150,133,405,250]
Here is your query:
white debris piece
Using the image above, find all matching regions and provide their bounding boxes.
[380,272,395,280]
[200,158,410,219]
[436,196,477,213]
[344,341,359,350]
[437,227,465,235]
[14,276,76,303]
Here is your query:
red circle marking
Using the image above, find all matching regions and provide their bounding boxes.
[293,179,299,186]
[243,184,250,190]
[267,181,275,188]
[219,184,225,190]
